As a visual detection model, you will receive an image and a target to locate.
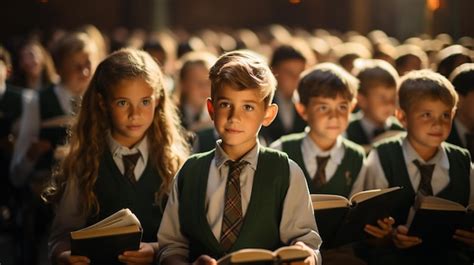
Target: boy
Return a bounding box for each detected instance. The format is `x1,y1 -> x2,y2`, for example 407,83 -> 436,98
365,70 -> 474,264
270,63 -> 392,265
260,44 -> 308,144
346,59 -> 404,147
158,50 -> 321,265
447,63 -> 474,160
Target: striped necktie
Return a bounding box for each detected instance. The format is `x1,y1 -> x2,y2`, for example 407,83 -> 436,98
413,159 -> 435,196
122,153 -> 141,184
313,155 -> 330,190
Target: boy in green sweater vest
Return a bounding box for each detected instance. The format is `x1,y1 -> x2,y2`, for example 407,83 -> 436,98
365,70 -> 474,264
346,59 -> 403,150
270,63 -> 393,265
158,50 -> 321,265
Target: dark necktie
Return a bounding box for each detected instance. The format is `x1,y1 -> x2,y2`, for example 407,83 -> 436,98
413,160 -> 435,196
122,153 -> 141,184
373,127 -> 386,138
313,156 -> 330,190
220,160 -> 248,251
465,133 -> 474,162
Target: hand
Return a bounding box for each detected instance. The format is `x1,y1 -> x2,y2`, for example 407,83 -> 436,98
453,228 -> 474,247
294,241 -> 317,265
57,251 -> 90,265
118,242 -> 155,265
26,139 -> 52,161
192,255 -> 217,265
364,217 -> 395,238
392,225 -> 422,249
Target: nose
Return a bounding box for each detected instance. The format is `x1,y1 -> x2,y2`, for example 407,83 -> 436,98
129,105 -> 141,119
228,107 -> 241,122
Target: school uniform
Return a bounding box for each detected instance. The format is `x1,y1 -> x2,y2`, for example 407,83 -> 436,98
364,134 -> 474,265
345,112 -> 404,146
271,133 -> 367,197
48,134 -> 163,261
158,141 -> 321,264
447,118 -> 474,161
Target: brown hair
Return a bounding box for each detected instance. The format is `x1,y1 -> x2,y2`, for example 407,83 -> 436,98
43,48 -> 190,216
398,69 -> 458,112
51,32 -> 97,76
353,59 -> 399,95
209,50 -> 276,105
297,62 -> 359,106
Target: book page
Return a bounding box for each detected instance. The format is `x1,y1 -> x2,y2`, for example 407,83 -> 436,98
218,248 -> 274,264
417,196 -> 466,211
76,209 -> 141,232
350,186 -> 401,204
275,245 -> 309,262
311,194 -> 349,210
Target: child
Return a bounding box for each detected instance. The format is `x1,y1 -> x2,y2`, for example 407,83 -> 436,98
270,63 -> 392,265
346,59 -> 404,147
447,63 -> 474,159
365,70 -> 474,265
45,48 -> 190,264
260,44 -> 308,144
175,51 -> 217,132
158,50 -> 321,265
436,45 -> 472,78
394,44 -> 428,76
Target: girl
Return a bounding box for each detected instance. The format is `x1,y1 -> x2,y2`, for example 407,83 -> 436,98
44,48 -> 190,264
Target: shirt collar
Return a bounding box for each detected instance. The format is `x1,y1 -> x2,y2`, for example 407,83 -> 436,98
303,134 -> 344,165
106,131 -> 149,163
214,139 -> 259,172
360,113 -> 393,134
402,137 -> 449,169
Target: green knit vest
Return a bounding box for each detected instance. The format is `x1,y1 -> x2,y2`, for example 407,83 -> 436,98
281,133 -> 365,197
178,147 -> 290,261
87,150 -> 164,242
375,137 -> 471,225
346,113 -> 404,145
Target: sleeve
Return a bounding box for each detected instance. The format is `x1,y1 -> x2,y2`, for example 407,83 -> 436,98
469,162 -> 474,204
364,149 -> 389,190
9,90 -> 40,187
279,159 -> 322,265
48,180 -> 87,261
349,158 -> 368,197
157,173 -> 190,263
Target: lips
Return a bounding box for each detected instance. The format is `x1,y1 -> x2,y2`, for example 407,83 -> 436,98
127,125 -> 143,130
225,128 -> 243,133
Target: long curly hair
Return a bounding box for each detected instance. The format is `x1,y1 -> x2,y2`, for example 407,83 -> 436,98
43,48 -> 190,216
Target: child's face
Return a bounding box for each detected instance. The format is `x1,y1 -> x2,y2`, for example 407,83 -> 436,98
273,59 -> 305,99
207,85 -> 277,158
298,95 -> 353,149
181,65 -> 211,109
19,44 -> 44,78
398,98 -> 454,155
60,50 -> 95,95
357,86 -> 397,126
105,78 -> 157,148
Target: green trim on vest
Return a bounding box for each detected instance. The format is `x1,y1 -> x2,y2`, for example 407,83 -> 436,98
280,133 -> 365,197
178,147 -> 290,261
88,150 -> 164,242
375,136 -> 471,225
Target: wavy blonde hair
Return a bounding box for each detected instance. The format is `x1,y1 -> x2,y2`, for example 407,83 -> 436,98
43,48 -> 190,216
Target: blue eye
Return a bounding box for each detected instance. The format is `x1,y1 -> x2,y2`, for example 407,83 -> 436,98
142,98 -> 151,106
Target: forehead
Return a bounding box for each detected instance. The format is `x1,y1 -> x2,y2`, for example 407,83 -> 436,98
110,78 -> 154,98
308,95 -> 351,104
214,85 -> 263,102
410,98 -> 453,112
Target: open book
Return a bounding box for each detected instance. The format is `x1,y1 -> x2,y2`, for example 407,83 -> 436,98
312,186 -> 403,248
71,208 -> 143,264
217,245 -> 310,265
406,195 -> 474,248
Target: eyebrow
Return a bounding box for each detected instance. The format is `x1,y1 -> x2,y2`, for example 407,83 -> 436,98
216,96 -> 259,104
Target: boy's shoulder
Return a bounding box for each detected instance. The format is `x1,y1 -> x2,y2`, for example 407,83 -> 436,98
442,141 -> 471,158
341,137 -> 366,156
373,133 -> 406,149
279,132 -> 307,143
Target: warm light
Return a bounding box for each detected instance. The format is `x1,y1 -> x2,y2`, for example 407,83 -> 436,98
289,0 -> 301,4
427,0 -> 440,11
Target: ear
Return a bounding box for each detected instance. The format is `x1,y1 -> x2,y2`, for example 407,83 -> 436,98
395,108 -> 407,128
295,102 -> 308,121
206,98 -> 215,121
262,103 -> 278,127
356,93 -> 367,110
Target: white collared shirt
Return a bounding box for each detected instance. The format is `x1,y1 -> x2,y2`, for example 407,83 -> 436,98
271,134 -> 367,196
359,113 -> 394,141
106,132 -> 149,181
365,136 -> 474,203
158,140 -> 322,264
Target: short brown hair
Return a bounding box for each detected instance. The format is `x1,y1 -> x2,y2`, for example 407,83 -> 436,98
297,62 -> 358,106
209,50 -> 276,105
353,59 -> 399,95
398,69 -> 458,112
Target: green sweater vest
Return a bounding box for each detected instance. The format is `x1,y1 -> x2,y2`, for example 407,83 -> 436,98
87,150 -> 164,242
375,137 -> 471,225
281,133 -> 365,197
346,113 -> 404,145
178,147 -> 290,261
